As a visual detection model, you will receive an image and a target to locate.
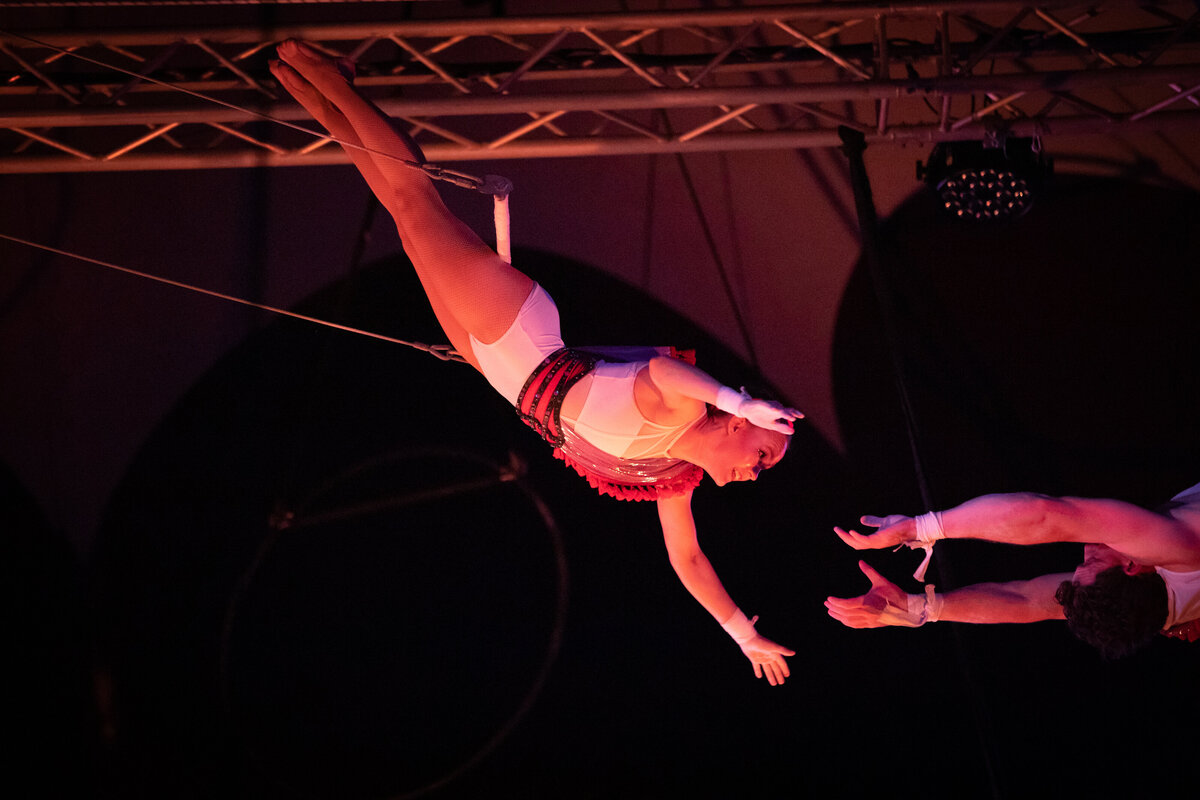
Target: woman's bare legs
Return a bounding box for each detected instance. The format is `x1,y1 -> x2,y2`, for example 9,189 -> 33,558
271,40 -> 534,363
269,55 -> 486,369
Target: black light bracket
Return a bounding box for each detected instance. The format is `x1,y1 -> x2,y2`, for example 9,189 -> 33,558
917,125 -> 1053,220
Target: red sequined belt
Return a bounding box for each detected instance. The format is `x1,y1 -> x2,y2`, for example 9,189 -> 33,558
515,348 -> 598,447
1162,618 -> 1200,642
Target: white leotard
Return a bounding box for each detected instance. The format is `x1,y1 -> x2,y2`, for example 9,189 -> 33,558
469,283 -> 702,459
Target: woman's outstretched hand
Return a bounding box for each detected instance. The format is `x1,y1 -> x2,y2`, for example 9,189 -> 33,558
735,626 -> 796,686
737,396 -> 804,435
833,514 -> 915,550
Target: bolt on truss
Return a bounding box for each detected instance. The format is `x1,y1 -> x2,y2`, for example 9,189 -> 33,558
2,1 -> 1199,172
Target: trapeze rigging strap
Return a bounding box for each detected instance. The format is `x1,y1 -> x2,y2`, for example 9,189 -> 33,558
0,27 -> 516,348
414,167 -> 511,263
493,193 -> 512,265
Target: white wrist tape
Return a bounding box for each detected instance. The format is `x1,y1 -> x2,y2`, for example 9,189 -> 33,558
923,585 -> 945,623
907,511 -> 945,582
877,585 -> 942,627
719,608 -> 757,643
714,385 -> 747,417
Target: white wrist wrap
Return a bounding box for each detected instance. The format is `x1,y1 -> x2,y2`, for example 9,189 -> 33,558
923,585 -> 945,623
720,608 -> 757,643
877,585 -> 942,627
907,511 -> 945,582
714,385 -> 746,417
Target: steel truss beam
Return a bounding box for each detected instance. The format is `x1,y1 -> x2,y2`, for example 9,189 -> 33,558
2,1 -> 1199,172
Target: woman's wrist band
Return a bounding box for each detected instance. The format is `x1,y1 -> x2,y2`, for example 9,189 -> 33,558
719,608 -> 757,643
714,385 -> 746,417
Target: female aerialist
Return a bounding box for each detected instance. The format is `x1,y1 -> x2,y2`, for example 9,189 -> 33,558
269,40 -> 802,685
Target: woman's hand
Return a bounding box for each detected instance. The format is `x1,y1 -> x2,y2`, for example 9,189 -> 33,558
736,396 -> 804,435
833,514 -> 915,550
734,625 -> 795,686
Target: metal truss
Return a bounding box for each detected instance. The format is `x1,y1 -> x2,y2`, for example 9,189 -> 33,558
2,1 -> 1200,173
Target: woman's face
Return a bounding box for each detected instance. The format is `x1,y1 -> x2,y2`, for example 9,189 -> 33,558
705,419 -> 790,487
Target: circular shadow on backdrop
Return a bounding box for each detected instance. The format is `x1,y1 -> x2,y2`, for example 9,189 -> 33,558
834,174 -> 1200,516
828,175 -> 1200,797
2,463 -> 98,797
222,446 -> 567,799
91,246 -> 842,798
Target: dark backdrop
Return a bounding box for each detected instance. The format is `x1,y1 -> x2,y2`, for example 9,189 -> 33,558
7,176 -> 1200,798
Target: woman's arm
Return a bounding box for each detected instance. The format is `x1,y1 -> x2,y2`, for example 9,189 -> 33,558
644,357 -> 802,433
657,491 -> 794,685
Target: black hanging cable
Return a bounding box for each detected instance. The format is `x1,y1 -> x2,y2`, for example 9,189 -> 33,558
221,191 -> 569,800
836,127 -> 933,509
268,192 -> 382,527
221,189 -> 383,787
837,125 -> 1005,800
638,152 -> 658,289
636,18 -> 758,371
671,152 -> 760,372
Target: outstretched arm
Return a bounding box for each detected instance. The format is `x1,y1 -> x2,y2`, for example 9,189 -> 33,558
825,561 -> 1068,628
645,356 -> 802,434
835,492 -> 1200,570
657,491 -> 795,685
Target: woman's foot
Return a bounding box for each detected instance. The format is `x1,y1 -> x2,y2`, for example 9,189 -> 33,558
275,39 -> 356,96
269,57 -> 343,130
274,40 -> 428,165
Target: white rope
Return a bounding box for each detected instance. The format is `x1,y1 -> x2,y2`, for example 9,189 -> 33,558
3,1 -> 422,6
0,232 -> 467,362
1,29 -> 448,179
0,28 -> 515,354
0,29 -> 513,210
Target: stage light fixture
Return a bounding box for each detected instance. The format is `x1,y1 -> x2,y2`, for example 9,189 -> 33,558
917,135 -> 1051,221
